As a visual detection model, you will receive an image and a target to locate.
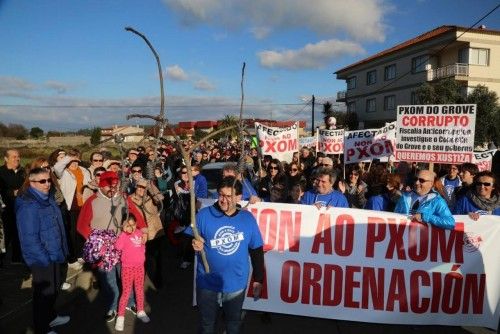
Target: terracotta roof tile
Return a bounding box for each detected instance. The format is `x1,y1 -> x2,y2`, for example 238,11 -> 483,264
335,25 -> 500,75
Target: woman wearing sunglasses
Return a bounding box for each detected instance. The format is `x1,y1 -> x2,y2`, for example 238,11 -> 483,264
130,177 -> 165,289
454,171 -> 500,219
287,162 -> 306,186
338,165 -> 367,209
258,159 -> 288,202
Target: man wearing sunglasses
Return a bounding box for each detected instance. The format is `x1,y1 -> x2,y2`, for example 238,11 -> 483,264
15,167 -> 70,333
395,170 -> 455,229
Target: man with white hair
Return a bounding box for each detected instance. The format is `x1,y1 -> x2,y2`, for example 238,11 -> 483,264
395,170 -> 455,229
16,167 -> 70,333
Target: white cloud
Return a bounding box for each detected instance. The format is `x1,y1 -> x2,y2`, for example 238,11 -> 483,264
193,78 -> 216,91
258,39 -> 365,70
44,80 -> 72,94
0,77 -> 323,130
166,65 -> 189,81
163,0 -> 389,42
0,92 -> 317,130
250,26 -> 271,39
0,76 -> 36,94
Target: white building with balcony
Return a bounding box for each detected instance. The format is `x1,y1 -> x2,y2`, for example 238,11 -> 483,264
335,25 -> 500,129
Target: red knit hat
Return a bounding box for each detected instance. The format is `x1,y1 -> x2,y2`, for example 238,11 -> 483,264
99,171 -> 119,187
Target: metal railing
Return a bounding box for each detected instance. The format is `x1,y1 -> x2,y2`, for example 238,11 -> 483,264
428,63 -> 469,81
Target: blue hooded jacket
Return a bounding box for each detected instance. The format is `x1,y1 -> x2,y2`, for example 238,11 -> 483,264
15,187 -> 68,266
394,189 -> 455,230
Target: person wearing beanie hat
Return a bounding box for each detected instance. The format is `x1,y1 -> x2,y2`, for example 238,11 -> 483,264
76,171 -> 147,323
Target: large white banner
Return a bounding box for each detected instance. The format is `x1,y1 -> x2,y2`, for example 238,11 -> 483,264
317,129 -> 344,155
299,136 -> 317,150
242,203 -> 500,329
473,149 -> 497,172
255,122 -> 299,163
395,104 -> 476,164
344,122 -> 396,163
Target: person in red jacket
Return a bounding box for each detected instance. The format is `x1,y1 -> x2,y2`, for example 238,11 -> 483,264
77,171 -> 147,323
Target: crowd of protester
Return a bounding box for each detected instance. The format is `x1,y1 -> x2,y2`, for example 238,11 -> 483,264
0,137 -> 499,333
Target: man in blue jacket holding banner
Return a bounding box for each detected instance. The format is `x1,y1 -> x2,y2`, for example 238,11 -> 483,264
395,169 -> 455,229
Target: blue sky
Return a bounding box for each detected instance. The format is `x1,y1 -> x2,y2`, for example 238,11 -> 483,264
0,0 -> 499,130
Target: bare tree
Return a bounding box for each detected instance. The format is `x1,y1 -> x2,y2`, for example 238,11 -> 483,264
124,27 -> 243,272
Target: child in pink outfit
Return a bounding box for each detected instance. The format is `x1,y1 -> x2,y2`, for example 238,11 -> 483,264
114,214 -> 149,331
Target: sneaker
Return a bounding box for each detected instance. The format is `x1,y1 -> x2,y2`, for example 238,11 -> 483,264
126,305 -> 137,315
68,261 -> 83,270
137,311 -> 150,323
179,261 -> 191,269
174,226 -> 186,234
61,282 -> 71,291
49,315 -> 70,327
105,310 -> 117,322
115,316 -> 125,331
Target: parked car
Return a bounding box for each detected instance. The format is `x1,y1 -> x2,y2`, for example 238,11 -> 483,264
200,162 -> 236,198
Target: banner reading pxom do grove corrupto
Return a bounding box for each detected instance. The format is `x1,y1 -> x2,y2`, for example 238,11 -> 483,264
395,104 -> 476,164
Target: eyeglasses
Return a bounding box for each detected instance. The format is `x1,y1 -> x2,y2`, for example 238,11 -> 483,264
93,159 -> 103,162
350,173 -> 359,176
321,164 -> 332,167
218,193 -> 236,200
132,169 -> 142,173
181,171 -> 188,174
270,166 -> 279,170
415,178 -> 432,184
31,178 -> 52,184
476,182 -> 493,187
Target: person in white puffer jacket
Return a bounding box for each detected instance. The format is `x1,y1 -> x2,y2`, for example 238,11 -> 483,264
53,149 -> 91,269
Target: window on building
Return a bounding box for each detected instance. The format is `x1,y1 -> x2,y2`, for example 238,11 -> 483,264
469,48 -> 489,66
458,48 -> 468,63
347,102 -> 356,113
410,92 -> 420,105
366,70 -> 377,85
384,64 -> 396,80
384,95 -> 396,111
347,76 -> 356,90
411,55 -> 429,73
366,98 -> 376,113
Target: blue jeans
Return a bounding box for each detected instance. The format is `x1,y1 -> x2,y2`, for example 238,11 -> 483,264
97,264 -> 135,313
196,287 -> 246,334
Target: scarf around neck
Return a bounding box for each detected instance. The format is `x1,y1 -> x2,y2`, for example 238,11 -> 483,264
467,190 -> 500,212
